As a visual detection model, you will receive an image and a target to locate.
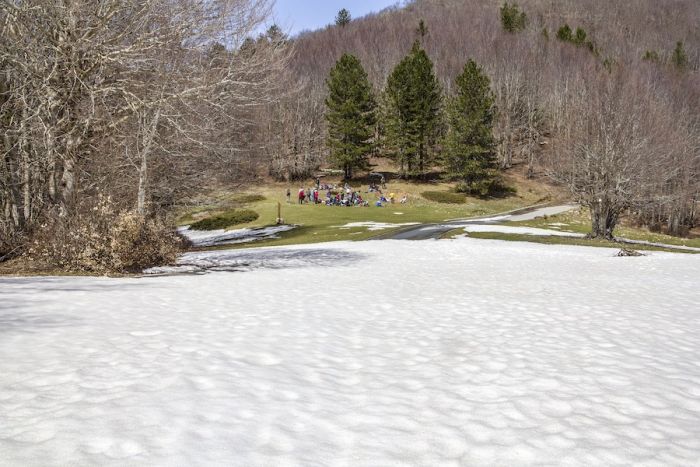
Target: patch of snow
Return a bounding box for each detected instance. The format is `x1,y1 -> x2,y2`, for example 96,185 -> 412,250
178,224 -> 295,247
461,224 -> 584,237
1,239 -> 700,465
619,237 -> 700,253
338,221 -> 419,231
145,245 -> 364,275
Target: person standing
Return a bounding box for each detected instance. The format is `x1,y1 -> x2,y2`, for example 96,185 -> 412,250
286,188 -> 291,203
298,188 -> 305,204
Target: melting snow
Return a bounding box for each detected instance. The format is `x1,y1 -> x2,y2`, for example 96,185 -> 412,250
461,224 -> 584,237
178,224 -> 295,247
1,238 -> 699,466
338,221 -> 419,231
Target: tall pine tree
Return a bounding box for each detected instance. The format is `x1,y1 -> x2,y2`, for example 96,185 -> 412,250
325,54 -> 377,180
382,41 -> 442,178
335,8 -> 351,27
443,59 -> 499,196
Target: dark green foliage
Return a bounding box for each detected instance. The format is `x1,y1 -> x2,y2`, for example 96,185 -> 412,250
442,60 -> 500,197
603,57 -> 614,72
642,50 -> 660,62
672,41 -> 688,70
421,191 -> 466,204
416,19 -> 428,39
190,209 -> 259,230
265,24 -> 286,43
556,24 -> 573,42
230,194 -> 265,204
382,41 -> 443,178
573,27 -> 587,46
557,24 -> 597,54
335,8 -> 351,27
325,54 -> 377,179
500,2 -> 527,33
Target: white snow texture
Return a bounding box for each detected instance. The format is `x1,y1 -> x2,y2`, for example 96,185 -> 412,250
178,224 -> 295,247
1,238 -> 700,466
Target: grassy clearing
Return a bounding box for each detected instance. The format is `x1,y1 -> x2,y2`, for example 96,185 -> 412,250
176,193 -> 266,225
421,190 -> 467,204
457,232 -> 698,254
508,207 -> 700,249
178,172 -> 558,249
189,209 -> 259,231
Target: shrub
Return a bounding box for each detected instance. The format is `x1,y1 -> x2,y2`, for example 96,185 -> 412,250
557,24 -> 597,54
642,50 -> 659,62
556,24 -> 573,42
500,2 -> 527,33
231,193 -> 265,204
455,177 -> 517,198
421,191 -> 467,204
0,229 -> 25,262
189,209 -> 259,230
672,41 -> 688,70
28,196 -> 184,273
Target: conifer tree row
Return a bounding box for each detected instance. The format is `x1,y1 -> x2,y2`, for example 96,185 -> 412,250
443,60 -> 500,195
325,37 -> 499,191
382,41 -> 442,178
325,54 -> 377,180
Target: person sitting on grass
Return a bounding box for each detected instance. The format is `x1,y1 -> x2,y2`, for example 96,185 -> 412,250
400,194 -> 408,204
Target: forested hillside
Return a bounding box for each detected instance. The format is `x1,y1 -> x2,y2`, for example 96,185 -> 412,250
1,0 -> 698,271
274,0 -> 699,237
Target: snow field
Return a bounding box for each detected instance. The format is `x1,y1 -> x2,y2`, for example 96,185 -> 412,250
1,238 -> 699,466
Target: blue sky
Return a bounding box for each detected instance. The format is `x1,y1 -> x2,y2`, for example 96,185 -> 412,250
271,0 -> 402,35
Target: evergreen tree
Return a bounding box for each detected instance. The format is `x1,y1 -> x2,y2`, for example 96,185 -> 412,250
642,50 -> 660,62
382,41 -> 442,178
443,60 -> 499,196
672,41 -> 688,70
325,54 -> 377,179
265,24 -> 285,42
416,19 -> 428,40
556,24 -> 573,42
335,8 -> 351,27
500,2 -> 527,33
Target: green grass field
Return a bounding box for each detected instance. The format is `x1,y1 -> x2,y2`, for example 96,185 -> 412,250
177,176 -> 557,249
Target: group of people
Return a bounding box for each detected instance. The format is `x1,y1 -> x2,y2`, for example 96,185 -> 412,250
286,182 -> 408,207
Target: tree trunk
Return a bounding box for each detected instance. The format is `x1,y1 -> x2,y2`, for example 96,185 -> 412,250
589,200 -> 619,240
19,97 -> 31,224
137,108 -> 161,215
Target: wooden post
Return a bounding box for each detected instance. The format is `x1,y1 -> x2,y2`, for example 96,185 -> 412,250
276,202 -> 282,224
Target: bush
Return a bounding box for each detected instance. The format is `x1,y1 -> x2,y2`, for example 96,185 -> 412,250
28,196 -> 184,273
500,2 -> 527,33
456,178 -> 517,198
231,194 -> 265,204
421,191 -> 467,204
0,228 -> 25,262
189,209 -> 259,230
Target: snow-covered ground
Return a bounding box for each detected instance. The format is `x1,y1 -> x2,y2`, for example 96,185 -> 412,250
460,224 -> 584,237
1,238 -> 700,466
178,224 -> 295,247
338,221 -> 419,231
